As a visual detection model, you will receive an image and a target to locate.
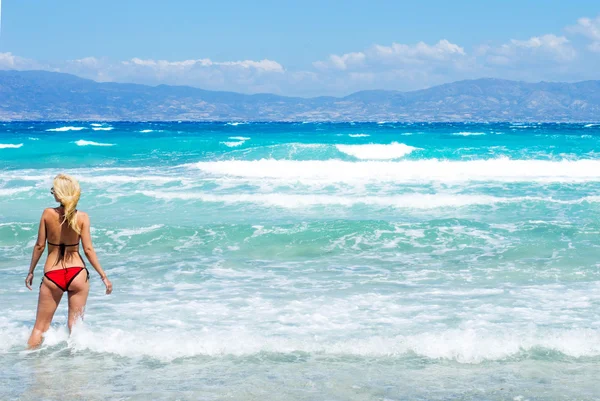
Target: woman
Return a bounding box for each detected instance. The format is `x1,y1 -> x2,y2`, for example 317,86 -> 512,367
25,174 -> 113,348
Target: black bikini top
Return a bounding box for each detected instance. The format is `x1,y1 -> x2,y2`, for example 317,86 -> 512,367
47,241 -> 80,257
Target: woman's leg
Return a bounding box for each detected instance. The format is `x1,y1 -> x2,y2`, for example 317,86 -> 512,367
27,279 -> 63,349
67,270 -> 90,332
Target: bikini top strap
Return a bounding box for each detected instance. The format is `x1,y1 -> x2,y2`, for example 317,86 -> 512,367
47,241 -> 80,247
47,241 -> 80,260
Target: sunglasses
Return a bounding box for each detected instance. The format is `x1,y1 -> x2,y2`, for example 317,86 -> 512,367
50,187 -> 54,195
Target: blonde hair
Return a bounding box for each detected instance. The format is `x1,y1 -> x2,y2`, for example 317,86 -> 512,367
53,174 -> 81,234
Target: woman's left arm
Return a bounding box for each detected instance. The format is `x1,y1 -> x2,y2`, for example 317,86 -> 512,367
25,210 -> 48,290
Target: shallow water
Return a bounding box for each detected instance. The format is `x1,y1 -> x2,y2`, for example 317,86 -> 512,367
1,122 -> 600,400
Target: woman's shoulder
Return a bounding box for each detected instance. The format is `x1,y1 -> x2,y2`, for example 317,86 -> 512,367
42,207 -> 57,217
76,210 -> 89,225
41,208 -> 89,220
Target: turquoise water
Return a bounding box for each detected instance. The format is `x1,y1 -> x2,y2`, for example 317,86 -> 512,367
1,121 -> 600,400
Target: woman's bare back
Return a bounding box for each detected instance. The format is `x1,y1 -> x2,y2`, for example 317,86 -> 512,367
43,208 -> 86,272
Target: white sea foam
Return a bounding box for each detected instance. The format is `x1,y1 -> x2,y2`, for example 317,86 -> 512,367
107,224 -> 164,238
138,191 -> 490,208
289,143 -> 324,149
190,158 -> 600,183
223,136 -> 250,146
584,124 -> 598,128
348,134 -> 370,138
0,324 -> 30,352
77,175 -> 179,184
453,132 -> 486,136
90,123 -> 103,127
74,140 -> 115,147
46,126 -> 86,132
0,143 -> 23,149
137,192 -> 590,209
336,142 -> 418,159
139,129 -> 154,133
28,137 -> 39,141
0,187 -> 34,196
26,325 -> 598,363
221,141 -> 245,147
0,168 -> 155,184
226,122 -> 246,126
92,127 -> 114,131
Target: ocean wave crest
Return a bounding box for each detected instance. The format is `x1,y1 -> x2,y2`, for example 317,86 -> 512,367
12,325 -> 599,364
137,192 -> 600,209
74,140 -> 115,147
221,141 -> 245,147
46,126 -> 86,132
336,142 -> 418,159
452,132 -> 486,136
190,158 -> 600,183
0,143 -> 23,149
0,187 -> 34,196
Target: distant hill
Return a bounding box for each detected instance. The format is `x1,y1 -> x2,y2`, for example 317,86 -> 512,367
0,70 -> 599,121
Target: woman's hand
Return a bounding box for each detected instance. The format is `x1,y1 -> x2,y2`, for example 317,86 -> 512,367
25,273 -> 34,290
102,277 -> 113,295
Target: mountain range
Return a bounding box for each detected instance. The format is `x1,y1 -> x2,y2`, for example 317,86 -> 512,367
0,70 -> 599,121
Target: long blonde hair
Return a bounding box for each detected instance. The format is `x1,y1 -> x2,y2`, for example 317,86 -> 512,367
53,174 -> 81,234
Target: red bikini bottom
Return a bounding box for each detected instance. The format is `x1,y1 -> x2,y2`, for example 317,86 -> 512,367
44,267 -> 89,292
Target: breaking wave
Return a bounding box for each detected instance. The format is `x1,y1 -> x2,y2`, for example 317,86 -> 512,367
46,126 -> 86,132
189,158 -> 600,183
0,143 -> 23,149
336,142 -> 418,160
74,140 -> 115,147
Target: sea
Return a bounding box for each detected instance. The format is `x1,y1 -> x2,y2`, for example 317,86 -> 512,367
1,121 -> 600,400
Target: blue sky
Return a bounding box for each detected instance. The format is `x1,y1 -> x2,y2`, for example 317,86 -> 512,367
1,0 -> 600,96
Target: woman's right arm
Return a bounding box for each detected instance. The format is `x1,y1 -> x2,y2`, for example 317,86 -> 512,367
80,213 -> 113,295
25,209 -> 48,290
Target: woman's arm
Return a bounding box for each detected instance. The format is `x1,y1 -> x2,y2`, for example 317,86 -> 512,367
80,213 -> 113,294
26,210 -> 48,290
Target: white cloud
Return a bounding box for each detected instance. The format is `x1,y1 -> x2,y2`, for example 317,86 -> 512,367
567,15 -> 600,52
52,56 -> 286,93
313,52 -> 366,70
0,52 -> 44,70
219,59 -> 284,72
308,39 -> 473,95
122,57 -> 283,73
314,40 -> 466,71
511,34 -> 576,60
483,34 -> 576,64
371,39 -> 466,63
